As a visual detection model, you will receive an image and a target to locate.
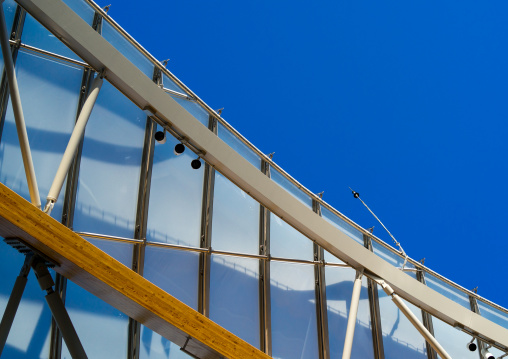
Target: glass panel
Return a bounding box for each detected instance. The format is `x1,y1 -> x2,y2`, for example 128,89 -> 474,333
324,250 -> 345,264
217,122 -> 260,168
325,267 -> 374,358
424,273 -> 471,310
478,300 -> 508,331
21,14 -> 82,61
270,212 -> 314,261
371,240 -> 415,270
0,51 -> 83,222
161,72 -> 186,94
61,238 -> 132,359
102,20 -> 154,77
61,0 -> 95,25
271,261 -> 319,359
209,255 -> 259,348
73,81 -> 145,238
0,241 -> 51,358
377,272 -> 427,359
321,207 -> 364,246
172,96 -> 209,126
431,316 -> 477,359
270,168 -> 312,207
211,172 -> 259,255
147,131 -> 204,247
139,246 -> 199,359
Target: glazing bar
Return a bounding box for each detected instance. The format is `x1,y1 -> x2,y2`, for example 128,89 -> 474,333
0,3 -> 40,208
342,270 -> 363,359
45,74 -> 103,213
378,280 -> 452,359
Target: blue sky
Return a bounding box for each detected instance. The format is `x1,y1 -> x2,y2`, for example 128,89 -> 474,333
98,0 -> 508,308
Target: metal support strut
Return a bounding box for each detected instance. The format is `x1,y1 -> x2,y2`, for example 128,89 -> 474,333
0,253 -> 87,358
44,72 -> 103,214
0,2 -> 41,208
377,279 -> 452,359
342,270 -> 363,359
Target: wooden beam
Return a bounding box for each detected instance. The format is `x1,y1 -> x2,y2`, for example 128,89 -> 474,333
0,183 -> 270,359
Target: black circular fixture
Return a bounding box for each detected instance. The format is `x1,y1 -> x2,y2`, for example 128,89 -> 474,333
174,143 -> 185,155
154,130 -> 166,144
191,158 -> 202,169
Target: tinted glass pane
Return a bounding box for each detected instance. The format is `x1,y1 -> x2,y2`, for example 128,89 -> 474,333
271,261 -> 319,359
209,255 -> 260,348
0,241 -> 51,359
217,122 -> 260,168
324,250 -> 345,264
140,246 -> 199,359
477,300 -> 508,331
432,316 -> 477,359
22,14 -> 82,61
371,240 -> 415,271
147,132 -> 204,247
73,81 -> 145,238
321,207 -> 364,246
211,172 -> 259,254
377,274 -> 427,359
325,267 -> 374,359
424,273 -> 471,310
102,21 -> 153,77
270,168 -> 312,207
270,212 -> 314,261
161,72 -> 185,93
61,238 -> 132,359
62,0 -> 95,25
0,51 -> 82,221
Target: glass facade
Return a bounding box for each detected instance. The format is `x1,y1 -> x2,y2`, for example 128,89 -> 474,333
0,1 -> 507,358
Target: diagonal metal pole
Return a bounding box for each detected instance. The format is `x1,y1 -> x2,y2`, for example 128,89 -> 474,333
44,73 -> 103,214
0,254 -> 33,355
377,279 -> 452,359
0,2 -> 41,208
342,270 -> 363,359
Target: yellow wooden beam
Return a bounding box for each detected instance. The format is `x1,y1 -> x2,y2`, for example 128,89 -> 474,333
0,183 -> 270,359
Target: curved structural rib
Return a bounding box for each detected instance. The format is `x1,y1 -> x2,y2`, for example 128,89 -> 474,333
14,0 -> 508,351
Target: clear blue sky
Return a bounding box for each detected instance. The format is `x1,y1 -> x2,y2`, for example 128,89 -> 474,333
98,0 -> 508,308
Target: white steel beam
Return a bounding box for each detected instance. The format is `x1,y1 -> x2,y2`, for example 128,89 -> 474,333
14,0 -> 508,350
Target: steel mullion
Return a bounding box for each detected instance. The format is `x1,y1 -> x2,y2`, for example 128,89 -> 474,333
0,3 -> 25,142
51,11 -> 104,359
259,159 -> 271,355
313,200 -> 329,359
364,235 -> 385,359
416,270 -> 438,359
197,114 -> 217,317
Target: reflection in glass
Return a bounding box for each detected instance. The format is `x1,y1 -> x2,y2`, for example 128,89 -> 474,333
73,81 -> 145,238
0,51 -> 83,221
325,267 -> 374,358
147,133 -> 204,247
270,168 -> 312,207
209,255 -> 259,348
61,238 -> 133,359
377,273 -> 427,359
21,14 -> 82,61
270,212 -> 314,261
211,172 -> 259,254
477,300 -> 508,331
0,241 -> 51,359
432,316 -> 477,359
102,21 -> 154,77
217,122 -> 260,168
324,250 -> 345,264
424,273 -> 471,310
271,261 -> 319,359
139,246 -> 199,359
172,97 -> 209,126
321,207 -> 364,245
371,240 -> 415,271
